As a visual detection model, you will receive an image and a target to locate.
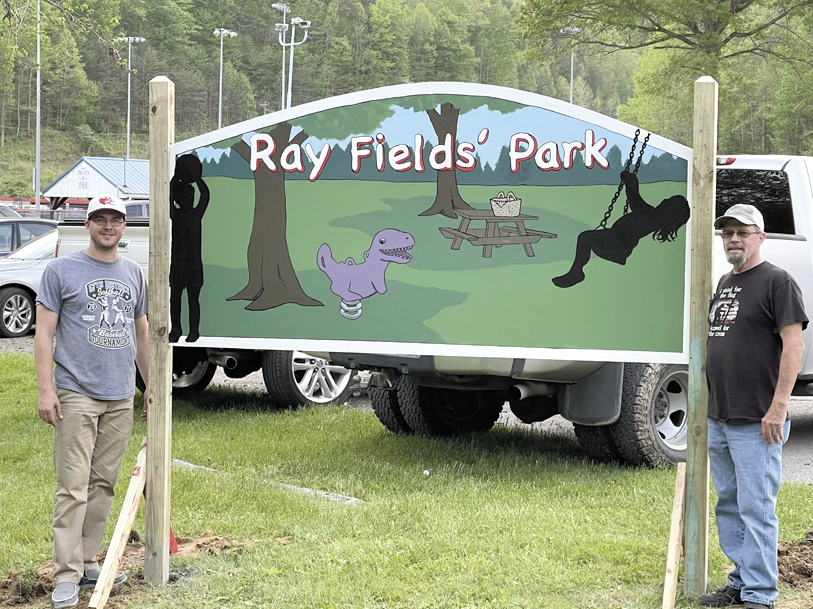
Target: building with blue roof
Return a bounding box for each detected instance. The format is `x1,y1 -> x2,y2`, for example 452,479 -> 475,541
42,157 -> 149,208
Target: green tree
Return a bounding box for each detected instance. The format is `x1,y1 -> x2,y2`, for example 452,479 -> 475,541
409,3 -> 437,82
42,25 -> 100,128
0,36 -> 14,146
367,0 -> 410,86
765,61 -> 813,154
221,61 -> 256,127
617,48 -> 694,145
431,2 -> 477,82
518,0 -> 813,79
469,0 -> 519,87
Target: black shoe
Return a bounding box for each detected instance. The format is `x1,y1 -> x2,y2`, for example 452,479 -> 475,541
742,602 -> 771,609
699,585 -> 742,607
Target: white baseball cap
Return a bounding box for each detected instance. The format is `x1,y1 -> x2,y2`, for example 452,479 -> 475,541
86,195 -> 127,220
714,204 -> 764,232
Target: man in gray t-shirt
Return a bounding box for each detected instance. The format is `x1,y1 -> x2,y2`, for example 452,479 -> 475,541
34,195 -> 148,609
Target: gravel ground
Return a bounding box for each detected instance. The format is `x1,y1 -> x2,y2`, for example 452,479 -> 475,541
6,334 -> 812,483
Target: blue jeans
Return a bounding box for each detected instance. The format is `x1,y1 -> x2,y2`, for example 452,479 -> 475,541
707,418 -> 790,606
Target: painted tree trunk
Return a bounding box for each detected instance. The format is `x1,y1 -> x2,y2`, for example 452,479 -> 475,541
419,102 -> 473,218
228,122 -> 322,310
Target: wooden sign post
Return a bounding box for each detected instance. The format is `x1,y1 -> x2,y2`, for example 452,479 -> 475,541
684,75 -> 717,597
145,76 -> 174,584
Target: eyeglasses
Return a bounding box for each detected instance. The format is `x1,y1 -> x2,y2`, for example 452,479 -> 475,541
89,216 -> 124,227
721,230 -> 760,239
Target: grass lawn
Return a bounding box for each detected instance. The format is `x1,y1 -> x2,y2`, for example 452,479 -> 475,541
2,352 -> 812,608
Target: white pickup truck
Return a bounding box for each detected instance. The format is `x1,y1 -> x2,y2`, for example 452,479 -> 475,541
53,154 -> 813,468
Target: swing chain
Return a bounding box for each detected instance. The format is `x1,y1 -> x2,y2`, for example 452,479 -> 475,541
632,132 -> 650,175
596,129 -> 639,230
623,131 -> 651,215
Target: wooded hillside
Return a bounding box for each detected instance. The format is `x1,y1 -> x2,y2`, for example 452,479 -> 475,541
1,0 -> 812,197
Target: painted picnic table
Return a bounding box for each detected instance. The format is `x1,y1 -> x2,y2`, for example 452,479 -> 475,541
439,208 -> 557,258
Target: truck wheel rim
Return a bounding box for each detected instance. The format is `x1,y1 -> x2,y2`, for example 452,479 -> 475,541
173,361 -> 210,388
3,294 -> 32,334
653,370 -> 688,451
292,351 -> 351,403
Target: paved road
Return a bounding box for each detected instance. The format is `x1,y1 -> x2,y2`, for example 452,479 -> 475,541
3,335 -> 811,483
784,400 -> 813,484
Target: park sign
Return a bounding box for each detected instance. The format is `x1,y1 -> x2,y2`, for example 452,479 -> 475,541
169,82 -> 692,363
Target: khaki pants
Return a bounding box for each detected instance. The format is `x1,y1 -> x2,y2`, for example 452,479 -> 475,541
52,388 -> 134,585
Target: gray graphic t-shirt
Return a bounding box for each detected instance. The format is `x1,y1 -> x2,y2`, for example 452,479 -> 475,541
37,251 -> 148,400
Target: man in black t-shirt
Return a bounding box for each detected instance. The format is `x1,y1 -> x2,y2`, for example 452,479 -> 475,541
701,204 -> 807,609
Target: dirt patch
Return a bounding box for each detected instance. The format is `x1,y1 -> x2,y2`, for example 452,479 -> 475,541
0,530 -> 243,608
779,529 -> 813,589
171,530 -> 244,558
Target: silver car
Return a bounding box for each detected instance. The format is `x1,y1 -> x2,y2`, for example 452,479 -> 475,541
0,229 -> 57,337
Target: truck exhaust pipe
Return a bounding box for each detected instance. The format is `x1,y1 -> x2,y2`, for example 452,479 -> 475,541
208,352 -> 239,370
510,382 -> 556,401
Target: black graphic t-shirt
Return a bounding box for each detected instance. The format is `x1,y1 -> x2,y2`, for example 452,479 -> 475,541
706,261 -> 808,422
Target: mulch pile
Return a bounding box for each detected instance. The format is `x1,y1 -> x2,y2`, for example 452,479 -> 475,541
778,529 -> 813,589
0,530 -> 243,607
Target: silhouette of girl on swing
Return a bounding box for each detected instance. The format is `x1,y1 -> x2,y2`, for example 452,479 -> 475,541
552,169 -> 689,288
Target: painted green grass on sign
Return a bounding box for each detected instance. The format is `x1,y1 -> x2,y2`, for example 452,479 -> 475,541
195,178 -> 687,351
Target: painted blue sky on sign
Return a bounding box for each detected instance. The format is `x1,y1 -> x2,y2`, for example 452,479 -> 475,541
193,101 -> 669,170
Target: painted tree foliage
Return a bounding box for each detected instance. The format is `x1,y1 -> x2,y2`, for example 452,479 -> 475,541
228,123 -> 323,311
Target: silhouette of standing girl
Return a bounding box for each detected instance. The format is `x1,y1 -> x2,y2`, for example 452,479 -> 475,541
169,154 -> 209,342
552,170 -> 690,288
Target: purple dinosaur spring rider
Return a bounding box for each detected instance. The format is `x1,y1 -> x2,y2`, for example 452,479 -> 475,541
317,229 -> 415,319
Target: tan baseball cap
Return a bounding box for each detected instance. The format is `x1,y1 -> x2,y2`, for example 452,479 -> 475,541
713,204 -> 764,232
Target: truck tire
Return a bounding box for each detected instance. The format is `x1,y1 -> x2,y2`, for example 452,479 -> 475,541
609,364 -> 688,468
135,349 -> 217,396
262,350 -> 353,407
370,378 -> 413,434
400,380 -> 504,436
0,287 -> 35,338
573,424 -> 623,463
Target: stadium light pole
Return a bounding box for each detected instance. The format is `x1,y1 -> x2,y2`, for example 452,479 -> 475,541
115,36 -> 146,187
277,16 -> 310,109
560,27 -> 580,105
35,0 -> 40,209
272,3 -> 290,111
213,28 -> 238,129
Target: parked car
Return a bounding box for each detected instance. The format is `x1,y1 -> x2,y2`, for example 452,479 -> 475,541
0,229 -> 57,337
0,218 -> 57,258
125,201 -> 149,218
0,206 -> 22,218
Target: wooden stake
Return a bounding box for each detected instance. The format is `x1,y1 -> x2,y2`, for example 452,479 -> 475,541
88,439 -> 147,609
145,76 -> 174,584
662,462 -> 687,609
684,75 -> 717,597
